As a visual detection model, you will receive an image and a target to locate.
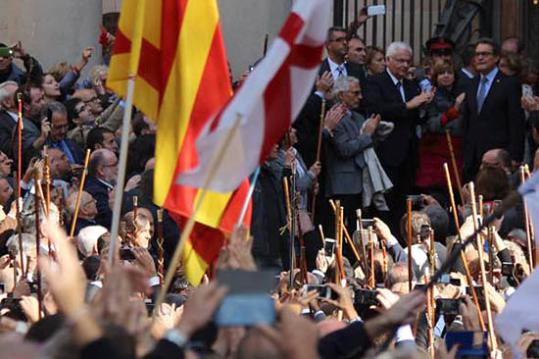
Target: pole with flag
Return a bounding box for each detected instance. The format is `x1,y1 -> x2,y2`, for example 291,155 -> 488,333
107,0 -> 146,263
107,0 -> 253,285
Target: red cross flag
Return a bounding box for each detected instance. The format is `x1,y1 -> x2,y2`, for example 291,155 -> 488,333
179,0 -> 330,192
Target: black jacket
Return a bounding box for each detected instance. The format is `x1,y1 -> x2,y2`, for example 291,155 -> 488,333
461,69 -> 525,180
363,70 -> 422,167
84,177 -> 113,228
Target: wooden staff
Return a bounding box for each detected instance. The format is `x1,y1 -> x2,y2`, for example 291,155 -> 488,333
14,171 -> 25,277
328,200 -> 362,264
283,176 -> 296,287
318,224 -> 325,246
296,192 -> 308,284
428,229 -> 436,329
16,94 -> 23,200
333,200 -> 344,283
524,165 -> 536,267
310,99 -> 326,220
132,195 -> 139,241
487,226 -> 495,284
43,151 -> 51,216
406,198 -> 413,292
69,149 -> 91,238
469,182 -> 498,352
33,174 -> 43,320
56,187 -> 64,228
520,166 -> 535,273
368,226 -> 375,288
445,129 -> 464,202
443,163 -> 486,331
156,209 -> 165,285
355,209 -> 369,276
478,194 -> 484,219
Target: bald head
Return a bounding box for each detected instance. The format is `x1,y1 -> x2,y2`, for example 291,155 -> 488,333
480,148 -> 511,174
89,149 -> 118,183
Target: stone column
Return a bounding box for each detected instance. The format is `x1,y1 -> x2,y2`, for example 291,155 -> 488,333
2,0 -> 102,77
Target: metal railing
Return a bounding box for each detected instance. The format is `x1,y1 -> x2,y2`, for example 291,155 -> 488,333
333,0 -> 449,63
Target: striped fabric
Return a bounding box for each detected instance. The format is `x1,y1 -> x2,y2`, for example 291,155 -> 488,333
107,0 -> 251,285
180,0 -> 331,193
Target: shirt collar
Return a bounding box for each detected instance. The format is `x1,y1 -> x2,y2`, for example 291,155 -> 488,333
6,111 -> 18,123
327,57 -> 345,73
481,66 -> 499,83
97,178 -> 114,190
386,68 -> 402,86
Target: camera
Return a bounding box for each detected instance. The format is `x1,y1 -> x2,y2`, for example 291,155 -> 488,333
360,218 -> 374,229
438,274 -> 461,287
119,248 -> 136,261
305,285 -> 338,300
0,47 -> 13,58
354,289 -> 379,307
323,239 -> 336,257
436,298 -> 461,315
501,261 -> 514,277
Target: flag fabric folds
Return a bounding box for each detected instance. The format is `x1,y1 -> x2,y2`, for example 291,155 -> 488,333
179,0 -> 331,193
107,0 -> 251,284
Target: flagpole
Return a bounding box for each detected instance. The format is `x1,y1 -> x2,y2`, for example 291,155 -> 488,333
236,167 -> 260,226
108,0 -> 146,264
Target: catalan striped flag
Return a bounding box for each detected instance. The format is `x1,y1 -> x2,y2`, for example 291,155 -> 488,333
107,0 -> 251,284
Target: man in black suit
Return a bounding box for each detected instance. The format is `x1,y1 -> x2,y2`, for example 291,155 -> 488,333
363,42 -> 433,236
45,101 -> 84,165
318,27 -> 366,87
461,38 -> 525,181
84,149 -> 118,228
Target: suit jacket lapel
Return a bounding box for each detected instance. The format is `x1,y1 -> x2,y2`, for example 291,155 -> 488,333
470,76 -> 480,116
382,71 -> 403,103
480,72 -> 502,114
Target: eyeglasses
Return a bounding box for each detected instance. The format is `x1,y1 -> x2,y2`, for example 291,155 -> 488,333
76,105 -> 88,115
103,161 -> 118,168
330,36 -> 347,43
82,198 -> 97,207
51,123 -> 69,130
475,51 -> 494,57
390,57 -> 412,65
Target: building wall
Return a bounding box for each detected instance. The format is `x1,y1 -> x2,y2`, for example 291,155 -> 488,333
0,0 -> 103,77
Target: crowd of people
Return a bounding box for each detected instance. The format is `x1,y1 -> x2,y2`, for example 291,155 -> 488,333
0,8 -> 538,359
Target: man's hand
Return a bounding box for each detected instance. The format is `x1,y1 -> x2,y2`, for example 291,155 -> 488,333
81,47 -> 94,62
11,41 -> 27,59
20,295 -> 40,323
324,283 -> 359,320
459,296 -> 482,331
284,147 -> 295,168
40,119 -> 51,139
225,225 -> 256,271
124,175 -> 141,192
309,161 -> 321,177
132,247 -> 157,277
316,71 -> 334,94
176,282 -> 228,338
257,308 -> 320,359
406,91 -> 433,110
324,103 -> 347,133
376,288 -> 400,310
315,249 -> 330,273
373,217 -> 392,242
521,95 -> 539,112
362,114 -> 381,135
454,92 -> 466,111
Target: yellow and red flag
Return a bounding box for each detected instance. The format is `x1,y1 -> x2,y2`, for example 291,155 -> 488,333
107,0 -> 251,284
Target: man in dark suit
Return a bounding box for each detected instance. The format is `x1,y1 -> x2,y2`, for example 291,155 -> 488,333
318,27 -> 366,87
363,42 -> 433,237
325,76 -> 379,233
45,101 -> 84,165
461,38 -> 525,182
84,149 -> 118,228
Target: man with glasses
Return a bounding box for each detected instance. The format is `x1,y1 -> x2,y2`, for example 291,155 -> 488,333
363,41 -> 433,236
66,190 -> 98,235
460,38 -> 525,181
45,101 -> 84,165
318,27 -> 366,87
84,149 -> 118,227
65,97 -> 96,149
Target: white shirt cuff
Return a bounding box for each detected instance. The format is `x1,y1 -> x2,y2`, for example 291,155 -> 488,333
386,235 -> 399,248
395,324 -> 415,342
149,276 -> 160,287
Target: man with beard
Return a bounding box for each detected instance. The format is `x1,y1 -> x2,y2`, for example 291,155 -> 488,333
84,149 -> 118,228
48,147 -> 75,199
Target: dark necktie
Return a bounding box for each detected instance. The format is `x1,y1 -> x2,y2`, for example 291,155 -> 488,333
477,76 -> 489,113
